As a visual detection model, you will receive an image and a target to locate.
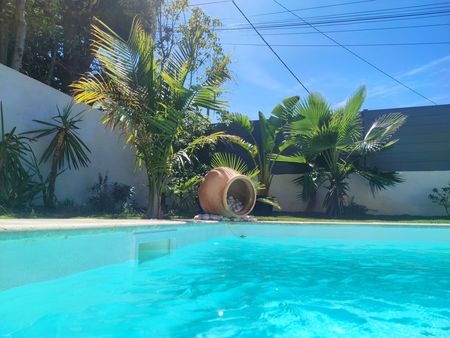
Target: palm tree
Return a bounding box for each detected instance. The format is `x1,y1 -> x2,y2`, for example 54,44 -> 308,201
27,102 -> 91,208
72,18 -> 231,218
0,102 -> 42,210
219,96 -> 299,198
277,86 -> 406,216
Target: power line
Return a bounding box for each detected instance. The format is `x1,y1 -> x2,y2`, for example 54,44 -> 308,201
219,0 -> 377,20
293,1 -> 450,21
189,0 -> 230,7
217,9 -> 450,31
221,2 -> 450,26
230,0 -> 310,94
223,41 -> 450,47
271,0 -> 437,105
259,23 -> 450,36
218,22 -> 450,36
252,0 -> 377,18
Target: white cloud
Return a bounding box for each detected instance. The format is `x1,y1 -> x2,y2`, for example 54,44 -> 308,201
368,83 -> 404,98
398,55 -> 450,78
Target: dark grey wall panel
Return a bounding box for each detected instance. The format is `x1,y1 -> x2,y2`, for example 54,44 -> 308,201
362,104 -> 450,171
218,104 -> 450,173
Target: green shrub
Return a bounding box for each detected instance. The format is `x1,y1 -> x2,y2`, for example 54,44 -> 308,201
88,173 -> 137,214
429,182 -> 450,218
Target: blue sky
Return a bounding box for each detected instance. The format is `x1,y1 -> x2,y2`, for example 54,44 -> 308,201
191,0 -> 450,120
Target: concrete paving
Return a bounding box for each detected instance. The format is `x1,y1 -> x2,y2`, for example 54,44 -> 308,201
0,219 -> 186,232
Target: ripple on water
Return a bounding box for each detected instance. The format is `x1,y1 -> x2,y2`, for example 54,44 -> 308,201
0,236 -> 449,337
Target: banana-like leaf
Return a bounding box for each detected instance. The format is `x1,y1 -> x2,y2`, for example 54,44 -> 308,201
257,196 -> 281,210
273,153 -> 306,164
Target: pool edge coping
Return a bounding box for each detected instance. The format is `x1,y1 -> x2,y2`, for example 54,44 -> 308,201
0,219 -> 187,232
1,218 -> 450,233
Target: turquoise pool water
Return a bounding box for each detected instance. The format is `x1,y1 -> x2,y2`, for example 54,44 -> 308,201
1,229 -> 450,337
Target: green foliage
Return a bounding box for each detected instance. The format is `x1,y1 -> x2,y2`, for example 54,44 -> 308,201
165,175 -> 203,214
0,102 -> 42,212
26,102 -> 91,208
429,182 -> 450,218
1,0 -> 164,90
72,17 -> 231,218
220,97 -> 299,197
279,86 -> 406,216
88,173 -> 138,214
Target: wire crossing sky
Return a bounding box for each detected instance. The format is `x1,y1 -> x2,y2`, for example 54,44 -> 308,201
190,0 -> 450,119
231,0 -> 311,94
272,0 -> 437,105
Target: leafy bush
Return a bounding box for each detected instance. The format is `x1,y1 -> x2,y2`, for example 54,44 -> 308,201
165,176 -> 203,214
88,173 -> 137,214
0,103 -> 43,213
429,182 -> 450,218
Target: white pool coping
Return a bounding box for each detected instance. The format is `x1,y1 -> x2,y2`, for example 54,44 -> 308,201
0,218 -> 449,232
0,219 -> 186,232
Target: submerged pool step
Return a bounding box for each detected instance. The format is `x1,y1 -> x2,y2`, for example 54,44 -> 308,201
136,239 -> 176,264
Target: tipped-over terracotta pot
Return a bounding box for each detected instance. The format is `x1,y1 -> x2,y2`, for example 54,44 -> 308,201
198,167 -> 256,217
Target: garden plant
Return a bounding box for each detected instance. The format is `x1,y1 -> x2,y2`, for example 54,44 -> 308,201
277,86 -> 406,216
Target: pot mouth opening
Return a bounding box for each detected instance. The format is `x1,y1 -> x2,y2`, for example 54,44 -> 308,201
223,176 -> 256,216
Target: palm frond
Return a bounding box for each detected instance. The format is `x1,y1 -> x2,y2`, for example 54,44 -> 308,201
360,113 -> 406,154
226,112 -> 254,134
271,95 -> 300,121
333,85 -> 365,148
257,196 -> 281,210
356,166 -> 404,195
211,152 -> 248,174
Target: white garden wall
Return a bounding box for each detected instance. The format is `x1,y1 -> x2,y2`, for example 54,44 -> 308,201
1,65 -> 449,216
270,172 -> 450,216
0,64 -> 147,205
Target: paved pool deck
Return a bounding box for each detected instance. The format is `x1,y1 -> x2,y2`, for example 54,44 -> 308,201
0,219 -> 187,232
0,218 -> 449,232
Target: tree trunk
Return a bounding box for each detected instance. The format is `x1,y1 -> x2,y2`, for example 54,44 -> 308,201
0,0 -> 9,65
145,179 -> 162,219
45,49 -> 57,85
10,0 -> 26,71
45,131 -> 64,208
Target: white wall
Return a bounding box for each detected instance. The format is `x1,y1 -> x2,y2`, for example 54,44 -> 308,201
0,64 -> 147,205
2,65 -> 449,216
270,172 -> 450,216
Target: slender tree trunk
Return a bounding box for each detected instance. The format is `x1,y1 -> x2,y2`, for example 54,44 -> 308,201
45,132 -> 64,208
0,0 -> 9,65
45,49 -> 57,85
10,0 -> 26,71
145,178 -> 162,219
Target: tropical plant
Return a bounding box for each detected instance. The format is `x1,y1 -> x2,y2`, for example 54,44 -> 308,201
209,152 -> 281,209
165,175 -> 203,214
88,173 -> 137,214
0,102 -> 42,211
277,86 -> 406,216
26,102 -> 91,208
72,17 -> 232,218
218,98 -> 298,203
429,182 -> 450,218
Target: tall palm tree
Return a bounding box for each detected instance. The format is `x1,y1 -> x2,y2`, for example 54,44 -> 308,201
27,102 -> 91,208
277,86 -> 406,216
72,18 -> 231,218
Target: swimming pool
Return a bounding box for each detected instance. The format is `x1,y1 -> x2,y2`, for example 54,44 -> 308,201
0,223 -> 449,337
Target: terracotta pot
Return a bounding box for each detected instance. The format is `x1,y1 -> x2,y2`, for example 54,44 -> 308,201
198,167 -> 256,217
